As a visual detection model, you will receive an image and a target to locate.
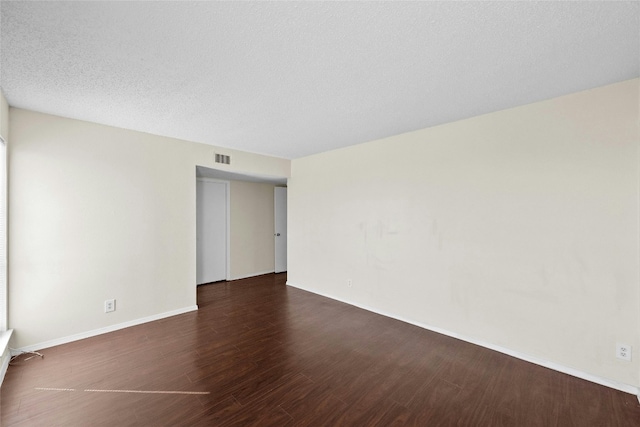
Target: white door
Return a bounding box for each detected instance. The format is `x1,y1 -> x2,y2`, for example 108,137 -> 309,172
274,187 -> 287,273
196,180 -> 227,284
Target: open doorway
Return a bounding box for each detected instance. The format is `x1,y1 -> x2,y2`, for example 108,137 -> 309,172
196,166 -> 287,283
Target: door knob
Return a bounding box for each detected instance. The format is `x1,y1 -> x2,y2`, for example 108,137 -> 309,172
275,233 -> 281,236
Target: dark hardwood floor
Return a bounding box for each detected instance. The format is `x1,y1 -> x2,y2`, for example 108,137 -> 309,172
1,273 -> 639,426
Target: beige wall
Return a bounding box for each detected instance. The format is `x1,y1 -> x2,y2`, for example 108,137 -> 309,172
230,180 -> 276,280
288,79 -> 640,389
8,108 -> 289,348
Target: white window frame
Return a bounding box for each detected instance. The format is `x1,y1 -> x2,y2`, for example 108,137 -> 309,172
0,135 -> 6,331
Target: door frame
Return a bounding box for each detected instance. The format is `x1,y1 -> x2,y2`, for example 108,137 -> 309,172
196,177 -> 231,283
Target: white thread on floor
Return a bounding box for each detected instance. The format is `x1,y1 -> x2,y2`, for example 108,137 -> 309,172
36,387 -> 209,395
84,389 -> 210,395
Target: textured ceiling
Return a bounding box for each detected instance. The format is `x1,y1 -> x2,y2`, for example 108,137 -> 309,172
1,1 -> 639,160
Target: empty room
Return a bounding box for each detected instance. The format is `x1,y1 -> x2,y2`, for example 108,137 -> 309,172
1,1 -> 639,425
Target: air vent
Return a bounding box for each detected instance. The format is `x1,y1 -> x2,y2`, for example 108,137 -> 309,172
215,153 -> 231,165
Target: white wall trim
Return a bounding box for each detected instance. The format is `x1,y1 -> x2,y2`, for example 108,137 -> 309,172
0,349 -> 10,386
0,329 -> 13,386
286,281 -> 640,397
13,306 -> 198,354
0,136 -> 7,332
229,270 -> 276,281
196,177 -> 228,184
0,329 -> 12,354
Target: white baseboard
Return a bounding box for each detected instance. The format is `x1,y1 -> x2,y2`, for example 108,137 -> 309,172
14,306 -> 198,354
229,270 -> 275,281
0,329 -> 14,386
0,351 -> 10,386
286,281 -> 640,397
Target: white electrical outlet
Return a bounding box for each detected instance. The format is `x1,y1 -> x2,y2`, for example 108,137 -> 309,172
616,343 -> 632,361
347,279 -> 352,288
104,299 -> 116,313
